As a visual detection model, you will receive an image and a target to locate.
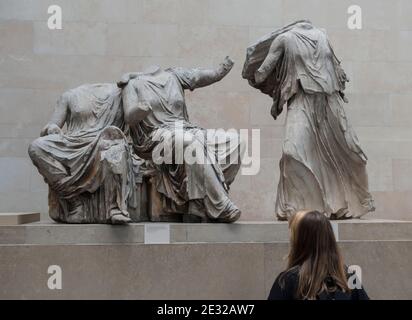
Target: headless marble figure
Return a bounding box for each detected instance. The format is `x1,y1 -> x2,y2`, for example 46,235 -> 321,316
243,21 -> 375,220
118,57 -> 243,222
29,83 -> 138,224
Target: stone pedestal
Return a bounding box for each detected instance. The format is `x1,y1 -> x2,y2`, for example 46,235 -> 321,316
0,219 -> 411,299
0,212 -> 40,225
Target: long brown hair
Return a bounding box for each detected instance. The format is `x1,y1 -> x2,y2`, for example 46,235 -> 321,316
285,210 -> 349,299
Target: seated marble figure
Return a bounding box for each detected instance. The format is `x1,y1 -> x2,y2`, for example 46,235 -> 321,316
118,56 -> 243,223
28,57 -> 243,224
28,83 -> 145,224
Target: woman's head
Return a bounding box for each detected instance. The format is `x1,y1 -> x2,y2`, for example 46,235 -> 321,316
286,210 -> 349,299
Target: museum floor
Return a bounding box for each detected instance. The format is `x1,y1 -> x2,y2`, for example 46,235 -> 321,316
0,220 -> 411,299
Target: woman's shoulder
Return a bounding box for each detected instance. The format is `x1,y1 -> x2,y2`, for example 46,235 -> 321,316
279,266 -> 300,279
268,267 -> 300,300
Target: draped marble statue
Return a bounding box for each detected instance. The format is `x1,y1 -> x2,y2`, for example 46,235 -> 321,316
29,83 -> 144,224
242,20 -> 375,220
118,57 -> 242,223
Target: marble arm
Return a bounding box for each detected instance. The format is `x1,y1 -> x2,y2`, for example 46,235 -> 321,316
40,93 -> 68,136
189,56 -> 234,89
254,36 -> 285,84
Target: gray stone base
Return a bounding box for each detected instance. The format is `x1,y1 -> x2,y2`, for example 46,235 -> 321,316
0,220 -> 411,299
0,212 -> 40,225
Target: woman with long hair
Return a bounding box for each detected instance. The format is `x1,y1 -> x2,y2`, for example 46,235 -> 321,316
268,210 -> 369,300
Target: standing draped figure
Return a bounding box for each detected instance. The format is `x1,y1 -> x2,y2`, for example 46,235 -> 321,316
243,21 -> 375,220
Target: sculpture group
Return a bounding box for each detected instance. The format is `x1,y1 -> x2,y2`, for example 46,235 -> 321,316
29,21 -> 375,224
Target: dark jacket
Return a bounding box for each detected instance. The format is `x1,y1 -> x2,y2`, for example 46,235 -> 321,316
268,267 -> 369,300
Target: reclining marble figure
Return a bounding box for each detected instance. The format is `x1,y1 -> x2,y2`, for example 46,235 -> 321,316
118,56 -> 242,223
242,20 -> 375,220
28,83 -> 145,224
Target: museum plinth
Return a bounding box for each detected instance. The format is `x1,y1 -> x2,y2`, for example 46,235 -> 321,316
0,220 -> 411,299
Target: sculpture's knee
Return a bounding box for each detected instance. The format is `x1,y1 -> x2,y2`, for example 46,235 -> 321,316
100,125 -> 125,140
97,126 -> 127,152
28,138 -> 43,164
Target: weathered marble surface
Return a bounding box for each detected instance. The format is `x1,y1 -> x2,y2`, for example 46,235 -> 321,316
28,59 -> 242,224
28,83 -> 143,224
243,21 -> 375,220
2,1 -> 412,222
119,57 -> 243,223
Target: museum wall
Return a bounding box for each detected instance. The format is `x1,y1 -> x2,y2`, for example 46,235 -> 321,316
0,0 -> 411,221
